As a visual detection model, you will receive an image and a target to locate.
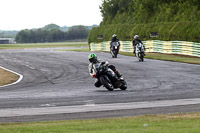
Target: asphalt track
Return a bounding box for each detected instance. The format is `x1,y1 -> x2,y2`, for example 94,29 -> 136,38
0,48 -> 200,123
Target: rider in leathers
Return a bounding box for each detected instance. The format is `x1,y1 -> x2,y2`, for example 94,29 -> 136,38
132,35 -> 145,55
88,53 -> 122,87
110,34 -> 120,54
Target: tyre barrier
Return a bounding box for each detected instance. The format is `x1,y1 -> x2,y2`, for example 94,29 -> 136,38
90,40 -> 200,57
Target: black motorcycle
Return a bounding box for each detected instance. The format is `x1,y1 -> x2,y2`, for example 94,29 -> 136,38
95,63 -> 127,91
110,41 -> 120,58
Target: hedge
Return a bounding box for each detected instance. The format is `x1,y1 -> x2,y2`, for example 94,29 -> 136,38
88,21 -> 200,44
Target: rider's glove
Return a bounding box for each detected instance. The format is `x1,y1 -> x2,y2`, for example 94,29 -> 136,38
100,65 -> 104,69
101,61 -> 109,66
101,62 -> 105,65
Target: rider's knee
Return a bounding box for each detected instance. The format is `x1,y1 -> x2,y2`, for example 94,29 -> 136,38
94,80 -> 101,87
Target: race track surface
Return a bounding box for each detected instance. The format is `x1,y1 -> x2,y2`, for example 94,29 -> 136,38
0,48 -> 200,122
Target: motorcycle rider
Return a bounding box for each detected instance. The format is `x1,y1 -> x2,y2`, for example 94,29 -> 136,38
88,53 -> 122,87
111,34 -> 119,42
110,34 -> 120,54
132,35 -> 145,55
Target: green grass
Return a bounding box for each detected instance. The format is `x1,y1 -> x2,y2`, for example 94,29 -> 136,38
63,48 -> 200,65
1,113 -> 200,133
57,48 -> 90,52
145,53 -> 200,64
0,42 -> 89,49
119,51 -> 200,65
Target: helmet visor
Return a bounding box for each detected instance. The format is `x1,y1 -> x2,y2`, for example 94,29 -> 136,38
89,58 -> 95,63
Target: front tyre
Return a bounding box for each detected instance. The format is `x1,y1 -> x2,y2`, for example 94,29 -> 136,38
141,53 -> 144,62
138,52 -> 143,62
110,51 -> 115,58
114,50 -> 118,58
141,56 -> 144,62
100,76 -> 114,91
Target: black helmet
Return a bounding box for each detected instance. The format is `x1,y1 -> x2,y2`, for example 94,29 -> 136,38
88,53 -> 97,63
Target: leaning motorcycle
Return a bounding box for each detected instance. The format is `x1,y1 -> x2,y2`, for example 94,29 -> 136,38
110,41 -> 120,58
135,43 -> 145,62
93,63 -> 127,91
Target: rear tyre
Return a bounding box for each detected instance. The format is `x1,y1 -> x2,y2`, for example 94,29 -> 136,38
100,76 -> 114,91
120,80 -> 127,90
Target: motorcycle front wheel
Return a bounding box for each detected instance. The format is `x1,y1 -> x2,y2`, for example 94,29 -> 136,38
138,53 -> 144,62
110,51 -> 115,58
114,50 -> 118,58
100,76 -> 114,91
140,53 -> 144,61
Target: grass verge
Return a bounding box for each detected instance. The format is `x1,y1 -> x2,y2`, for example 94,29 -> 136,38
0,42 -> 88,49
66,49 -> 200,65
0,113 -> 200,133
119,51 -> 200,65
57,48 -> 90,52
0,68 -> 19,86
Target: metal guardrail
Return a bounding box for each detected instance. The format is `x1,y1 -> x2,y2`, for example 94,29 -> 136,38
90,40 -> 200,57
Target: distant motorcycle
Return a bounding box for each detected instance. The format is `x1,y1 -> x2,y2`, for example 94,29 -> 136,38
93,63 -> 127,91
110,41 -> 120,58
135,43 -> 145,62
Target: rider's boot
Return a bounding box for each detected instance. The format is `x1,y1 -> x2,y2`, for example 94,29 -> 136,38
133,50 -> 135,54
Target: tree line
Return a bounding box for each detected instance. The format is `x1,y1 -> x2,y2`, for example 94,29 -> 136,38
0,31 -> 18,38
88,0 -> 200,43
15,24 -> 91,43
100,0 -> 200,25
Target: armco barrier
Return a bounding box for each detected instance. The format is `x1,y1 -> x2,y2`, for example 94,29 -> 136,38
90,40 -> 200,57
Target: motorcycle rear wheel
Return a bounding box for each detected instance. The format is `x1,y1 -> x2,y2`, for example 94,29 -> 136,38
120,80 -> 127,90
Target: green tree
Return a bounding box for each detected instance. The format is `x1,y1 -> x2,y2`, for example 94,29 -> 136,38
42,24 -> 60,31
67,25 -> 89,40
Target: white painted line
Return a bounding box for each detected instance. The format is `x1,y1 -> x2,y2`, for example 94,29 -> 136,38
0,98 -> 200,117
0,66 -> 23,88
